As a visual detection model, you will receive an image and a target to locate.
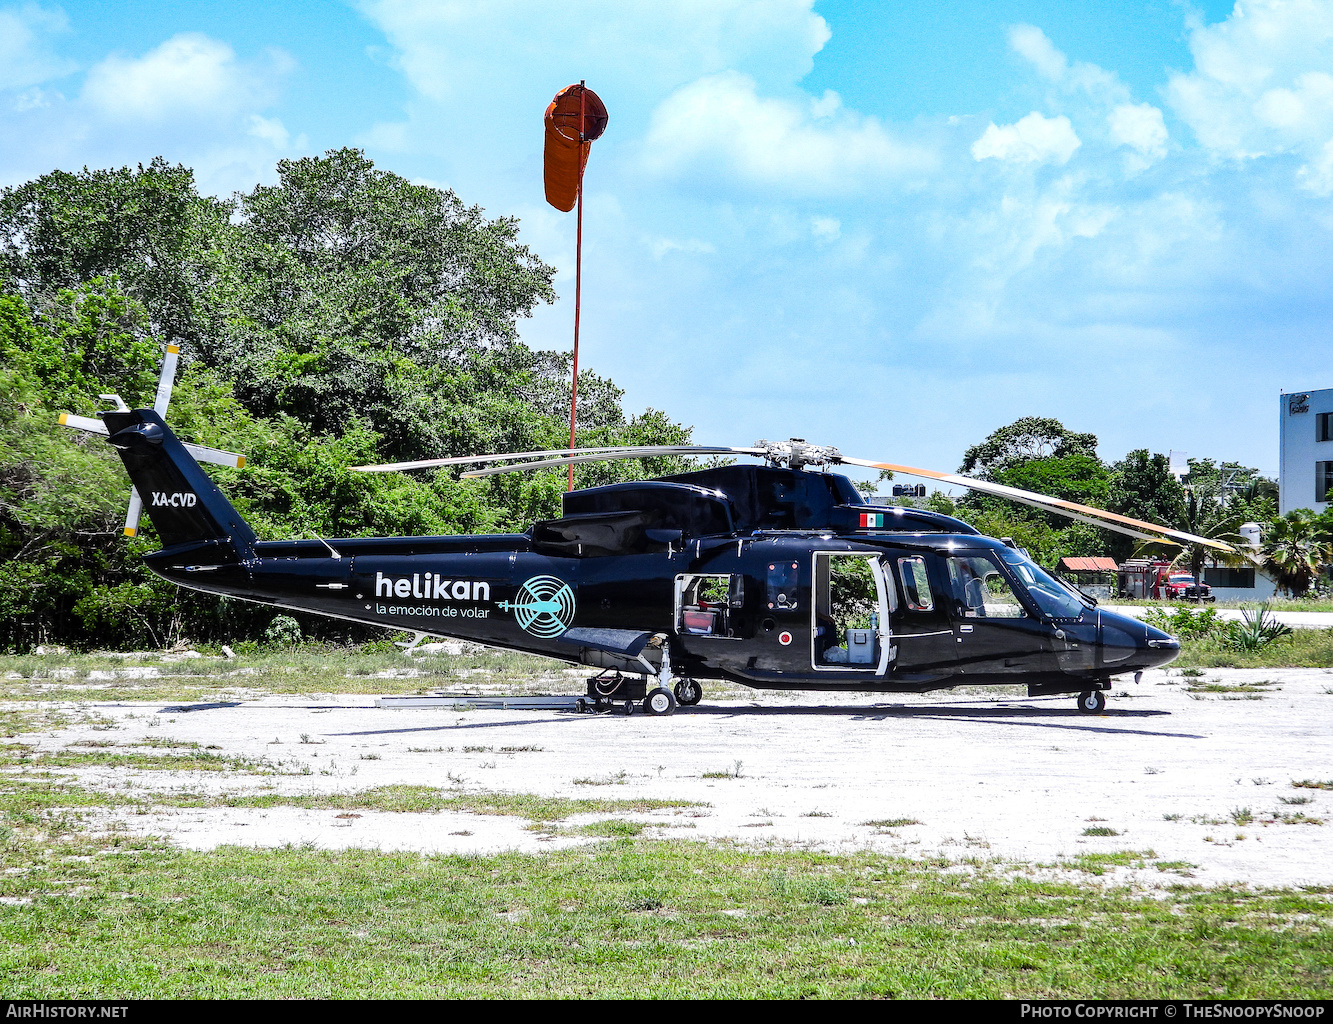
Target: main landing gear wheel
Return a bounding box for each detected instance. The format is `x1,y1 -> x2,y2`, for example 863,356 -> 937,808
644,687 -> 677,716
673,678 -> 702,706
1076,690 -> 1106,714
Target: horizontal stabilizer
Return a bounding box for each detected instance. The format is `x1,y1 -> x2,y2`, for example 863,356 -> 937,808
60,413 -> 245,468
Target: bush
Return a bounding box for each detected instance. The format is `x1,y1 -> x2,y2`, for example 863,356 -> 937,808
1222,605 -> 1293,652
263,615 -> 302,647
1141,605 -> 1225,640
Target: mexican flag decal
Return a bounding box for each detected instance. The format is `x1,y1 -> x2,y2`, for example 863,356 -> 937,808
860,512 -> 884,528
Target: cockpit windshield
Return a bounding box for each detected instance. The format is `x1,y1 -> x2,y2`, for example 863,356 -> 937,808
997,548 -> 1088,619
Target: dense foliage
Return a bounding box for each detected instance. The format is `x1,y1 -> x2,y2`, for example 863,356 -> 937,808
0,152 -> 692,652
902,417 -> 1292,580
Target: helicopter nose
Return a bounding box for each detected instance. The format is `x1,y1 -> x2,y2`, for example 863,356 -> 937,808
1140,621 -> 1181,669
1100,611 -> 1180,671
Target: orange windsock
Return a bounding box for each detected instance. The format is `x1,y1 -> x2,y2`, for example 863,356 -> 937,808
544,84 -> 608,212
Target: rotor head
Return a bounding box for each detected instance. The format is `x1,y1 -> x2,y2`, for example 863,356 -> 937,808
753,438 -> 843,470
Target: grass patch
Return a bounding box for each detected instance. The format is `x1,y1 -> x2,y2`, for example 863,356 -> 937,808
1081,827 -> 1120,837
0,830 -> 1328,996
1173,628 -> 1333,669
1066,850 -> 1156,875
702,761 -> 745,780
862,818 -> 922,828
576,819 -> 648,839
206,787 -> 699,822
1187,682 -> 1278,694
0,746 -> 277,773
1292,781 -> 1333,791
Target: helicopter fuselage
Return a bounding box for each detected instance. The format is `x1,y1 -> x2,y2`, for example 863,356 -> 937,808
148,529 -> 1176,696
107,407 -> 1178,700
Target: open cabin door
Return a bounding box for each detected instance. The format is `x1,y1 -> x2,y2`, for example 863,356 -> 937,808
811,551 -> 893,674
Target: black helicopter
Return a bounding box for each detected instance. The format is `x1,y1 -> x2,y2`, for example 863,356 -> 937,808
66,391 -> 1230,716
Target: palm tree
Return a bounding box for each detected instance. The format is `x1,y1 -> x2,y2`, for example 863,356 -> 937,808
1262,510 -> 1333,597
1132,492 -> 1251,595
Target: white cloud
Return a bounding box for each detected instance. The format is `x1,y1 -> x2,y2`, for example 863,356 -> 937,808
1166,0 -> 1333,178
1008,23 -> 1126,103
647,235 -> 716,259
810,215 -> 840,242
82,33 -> 292,122
360,0 -> 829,114
1009,24 -> 1067,82
0,3 -> 75,90
1108,102 -> 1168,159
642,72 -> 933,193
0,30 -> 302,196
971,112 -> 1081,165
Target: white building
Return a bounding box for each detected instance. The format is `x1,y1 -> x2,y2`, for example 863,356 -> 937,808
1279,387 -> 1333,514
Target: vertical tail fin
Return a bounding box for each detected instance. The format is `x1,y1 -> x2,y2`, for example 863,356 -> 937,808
101,409 -> 257,560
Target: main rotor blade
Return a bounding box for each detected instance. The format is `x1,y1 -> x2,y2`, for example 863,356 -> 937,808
461,446 -> 763,478
351,445 -> 649,473
838,456 -> 1232,551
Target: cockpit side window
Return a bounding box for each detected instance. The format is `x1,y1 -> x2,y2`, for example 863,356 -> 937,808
897,556 -> 934,612
946,554 -> 1027,619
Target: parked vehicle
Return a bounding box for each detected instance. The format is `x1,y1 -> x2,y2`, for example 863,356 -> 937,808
1118,559 -> 1214,601
1164,572 -> 1214,602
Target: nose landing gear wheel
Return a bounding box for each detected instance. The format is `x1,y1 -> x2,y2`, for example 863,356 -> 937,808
644,687 -> 677,716
673,678 -> 702,706
1077,690 -> 1106,713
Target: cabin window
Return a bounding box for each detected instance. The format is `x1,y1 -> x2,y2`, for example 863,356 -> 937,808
897,556 -> 934,612
946,555 -> 1027,619
676,574 -> 742,637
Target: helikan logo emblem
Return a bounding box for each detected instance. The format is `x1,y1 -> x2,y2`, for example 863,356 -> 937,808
499,576 -> 576,638
151,491 -> 197,508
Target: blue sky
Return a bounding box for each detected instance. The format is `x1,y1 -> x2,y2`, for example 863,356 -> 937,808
3,0 -> 1330,483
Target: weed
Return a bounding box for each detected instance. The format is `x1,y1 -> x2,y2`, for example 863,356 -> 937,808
580,820 -> 646,839
1163,813 -> 1182,821
1232,807 -> 1255,826
1279,796 -> 1315,806
702,760 -> 744,780
863,818 -> 922,828
1292,780 -> 1333,791
624,888 -> 663,912
574,771 -> 628,787
1082,827 -> 1120,837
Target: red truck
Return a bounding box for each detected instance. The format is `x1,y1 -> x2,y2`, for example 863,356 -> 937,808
1118,559 -> 1214,601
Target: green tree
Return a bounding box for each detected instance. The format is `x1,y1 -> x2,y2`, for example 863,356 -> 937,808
958,416 -> 1098,478
1261,510 -> 1333,597
207,149 -> 558,454
0,158 -> 227,349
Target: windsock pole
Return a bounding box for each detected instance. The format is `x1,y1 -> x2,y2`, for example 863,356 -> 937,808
568,81 -> 586,492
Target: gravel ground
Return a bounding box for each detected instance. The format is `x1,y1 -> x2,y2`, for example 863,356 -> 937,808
13,665 -> 1333,887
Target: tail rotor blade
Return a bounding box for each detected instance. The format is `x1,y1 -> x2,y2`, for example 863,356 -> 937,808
123,487 -> 143,538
